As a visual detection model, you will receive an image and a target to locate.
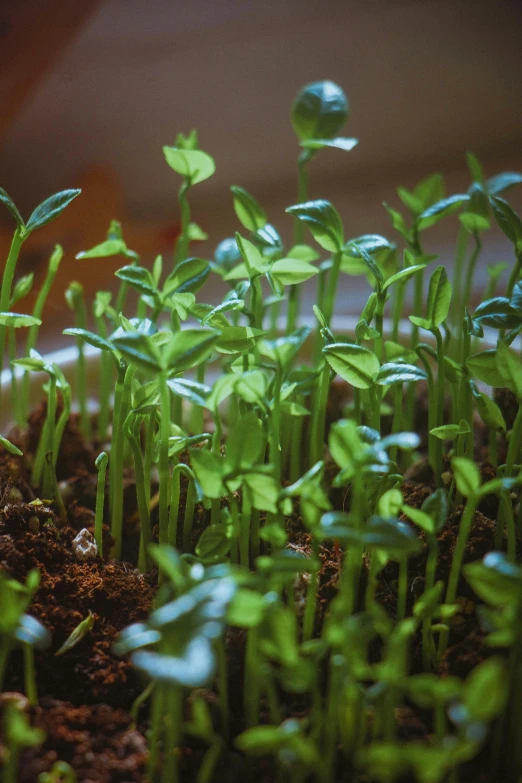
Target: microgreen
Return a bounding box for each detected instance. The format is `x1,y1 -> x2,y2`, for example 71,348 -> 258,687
3,79 -> 522,783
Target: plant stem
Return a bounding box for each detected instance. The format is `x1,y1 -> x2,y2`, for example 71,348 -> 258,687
270,362 -> 283,478
110,364 -> 134,560
286,153 -> 309,334
174,181 -> 191,266
162,686 -> 182,783
440,494 -> 479,657
422,540 -> 438,670
303,537 -> 320,641
323,251 -> 342,326
182,471 -> 197,552
23,643 -> 37,705
309,361 -> 331,467
94,454 -> 108,559
432,328 -> 445,486
0,227 -> 24,395
159,372 -> 171,548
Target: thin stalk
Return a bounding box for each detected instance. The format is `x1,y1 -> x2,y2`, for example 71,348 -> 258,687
450,225 -> 469,330
23,643 -> 37,705
286,153 -> 309,334
174,180 -> 191,266
461,232 -> 482,318
182,471 -> 197,551
321,655 -> 343,783
303,537 -> 320,641
244,627 -> 262,727
147,686 -> 165,781
0,227 -> 25,388
162,686 -> 182,783
69,287 -> 91,440
397,557 -> 407,621
94,315 -> 112,440
53,389 -> 71,471
422,540 -> 438,670
94,453 -> 108,560
289,395 -> 304,481
270,362 -> 283,478
217,639 -> 229,740
159,372 -> 171,547
8,328 -> 23,428
110,364 -> 134,560
22,245 -> 61,419
432,328 -> 445,485
309,361 -> 331,467
323,251 -> 342,326
439,494 -> 479,657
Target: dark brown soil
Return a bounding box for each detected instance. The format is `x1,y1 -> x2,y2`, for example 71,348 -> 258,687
0,387 -> 515,782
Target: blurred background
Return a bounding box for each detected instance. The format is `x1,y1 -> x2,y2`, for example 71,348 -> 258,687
1,0 -> 522,350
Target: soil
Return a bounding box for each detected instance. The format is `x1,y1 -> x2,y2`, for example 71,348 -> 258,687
0,387 -> 516,782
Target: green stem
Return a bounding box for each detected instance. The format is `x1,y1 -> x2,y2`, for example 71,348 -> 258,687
461,232 -> 481,319
397,557 -> 407,621
8,328 -> 23,428
323,250 -> 342,326
440,494 -> 479,657
303,537 -> 320,640
94,455 -> 108,559
270,362 -> 283,478
159,372 -> 171,547
422,540 -> 438,670
23,643 -> 37,705
0,227 -> 24,386
432,328 -> 445,486
110,364 -> 134,559
182,472 -> 197,552
162,686 -> 182,783
94,315 -> 112,440
309,360 -> 331,467
286,154 -> 309,334
174,180 -> 191,266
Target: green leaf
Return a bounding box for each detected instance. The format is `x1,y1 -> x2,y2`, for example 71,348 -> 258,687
227,589 -> 265,628
226,411 -> 265,469
464,551 -> 522,607
243,471 -> 280,513
291,80 -> 348,142
165,328 -> 218,372
25,189 -> 81,234
417,194 -> 469,231
401,504 -> 436,536
287,244 -> 320,262
163,257 -> 210,294
463,657 -> 508,723
426,266 -> 451,327
301,137 -> 358,152
375,362 -> 427,386
490,196 -> 522,245
115,265 -> 156,296
451,456 -> 481,497
230,185 -> 266,231
472,386 -> 506,431
472,297 -> 520,332
413,172 -> 445,210
365,517 -> 420,557
0,312 -> 41,328
378,489 -> 403,518
189,449 -> 225,499
231,234 -> 267,279
215,326 -> 266,354
486,172 -> 522,195
0,187 -> 24,227
382,264 -> 425,291
63,327 -> 114,354
195,525 -> 231,562
167,378 -> 210,407
76,239 -> 127,259
286,200 -> 343,252
163,146 -> 215,184
430,420 -> 470,440
323,342 -> 380,389
421,488 -> 448,533
383,202 -> 410,241
466,152 -> 485,185
133,638 -> 216,687
234,370 -> 269,405
0,435 -> 23,457
11,273 -> 34,305
496,341 -> 522,398
271,257 -> 318,286
55,611 -> 95,656
467,350 -> 505,388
